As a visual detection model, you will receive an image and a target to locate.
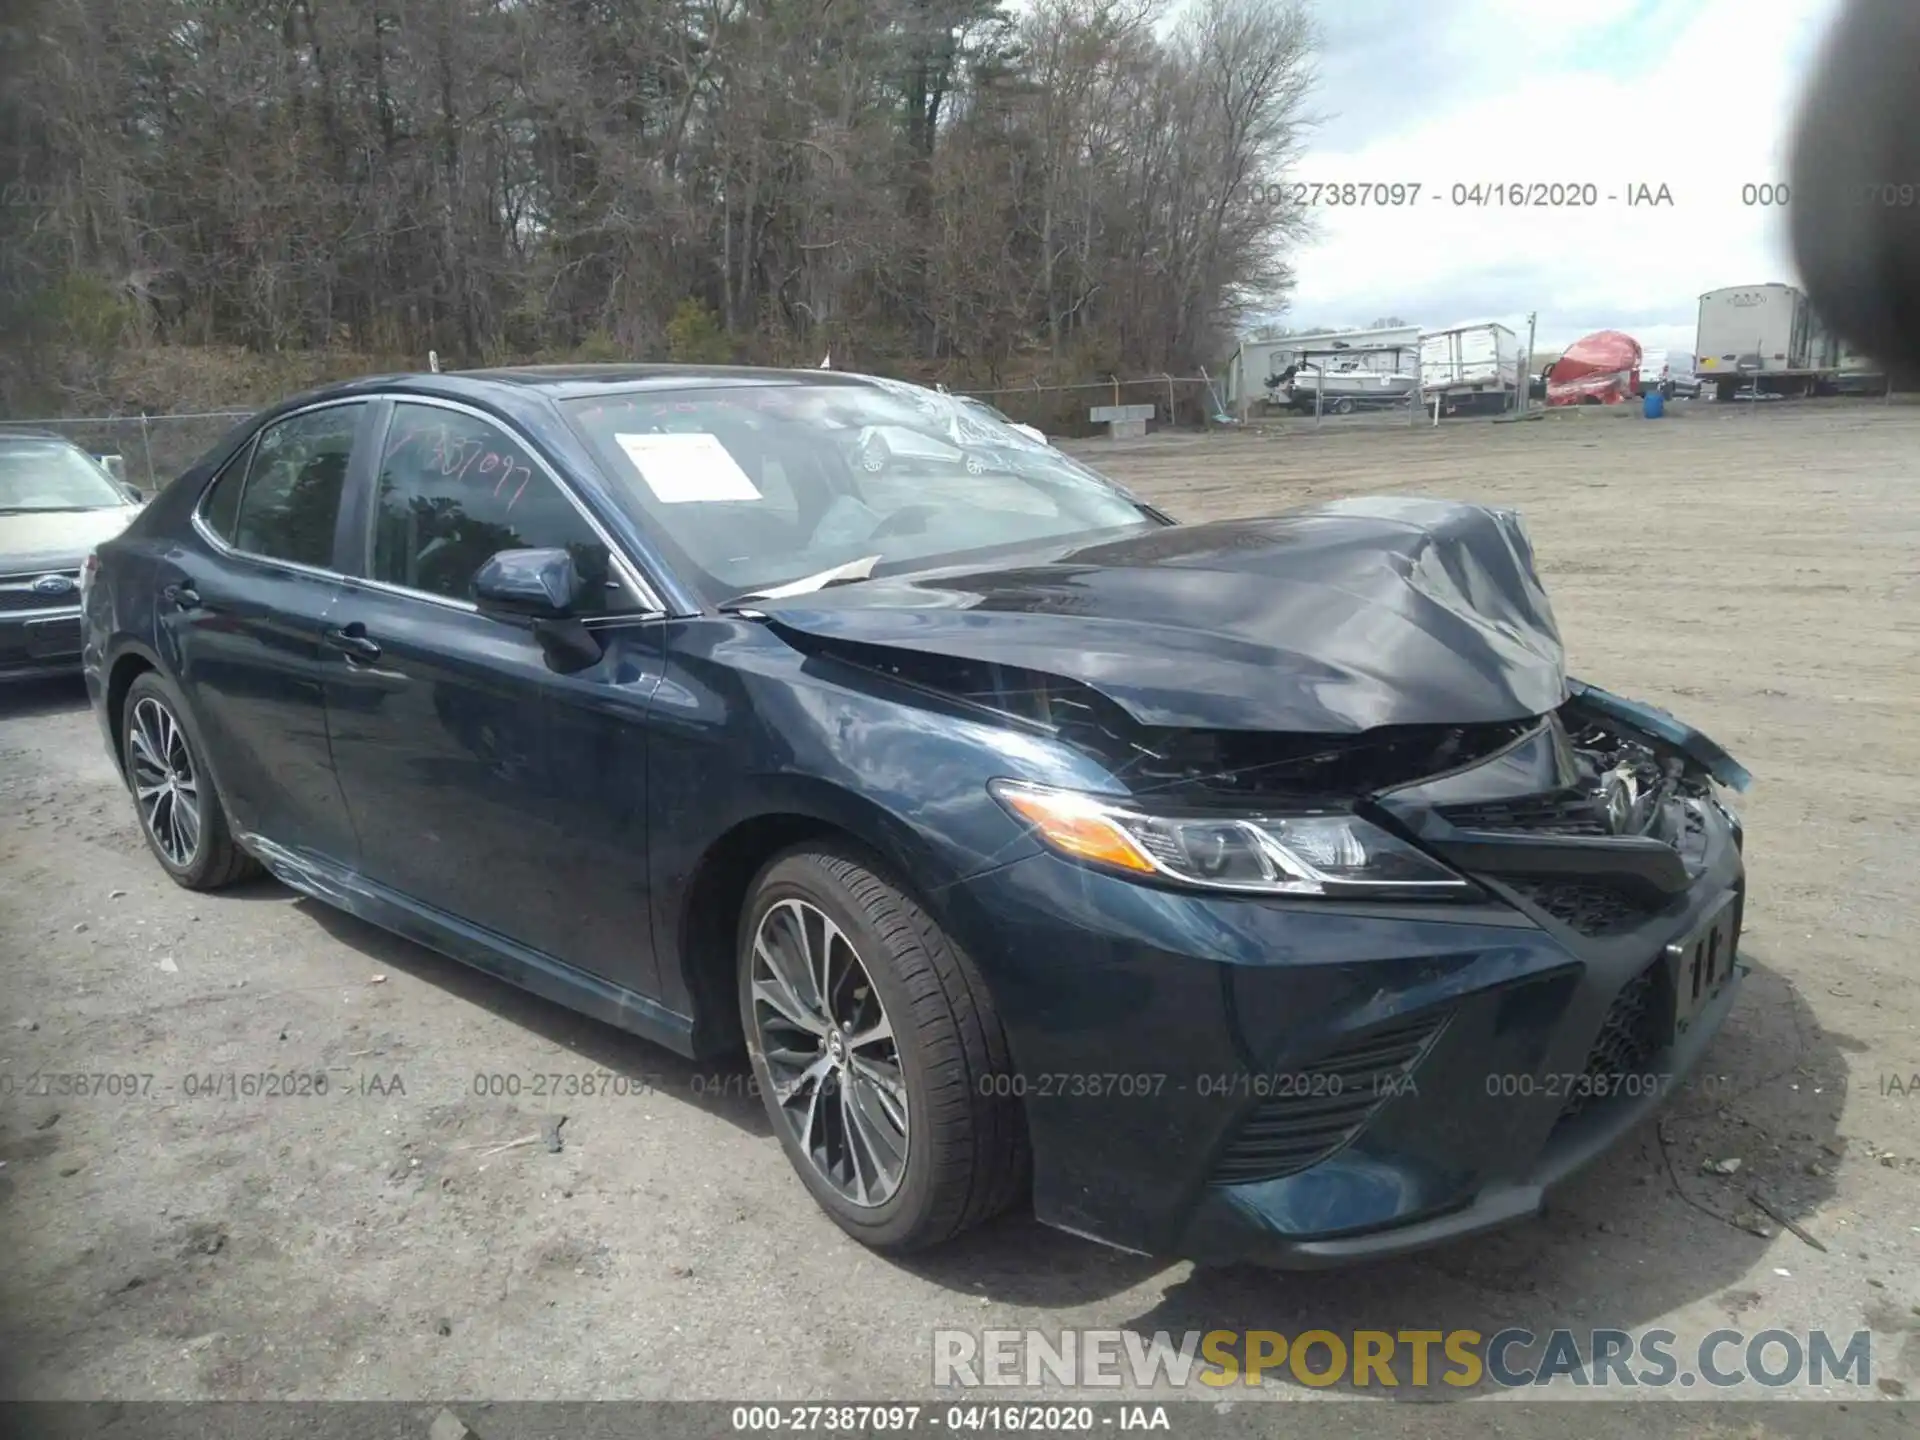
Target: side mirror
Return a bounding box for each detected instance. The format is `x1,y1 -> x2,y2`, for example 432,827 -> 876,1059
472,547 -> 603,673
119,481 -> 144,505
473,547 -> 584,621
97,453 -> 127,482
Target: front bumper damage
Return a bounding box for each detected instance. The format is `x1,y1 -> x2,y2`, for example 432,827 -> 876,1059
941,687 -> 1749,1266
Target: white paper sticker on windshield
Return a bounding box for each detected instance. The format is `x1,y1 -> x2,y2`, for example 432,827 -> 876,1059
614,432 -> 761,503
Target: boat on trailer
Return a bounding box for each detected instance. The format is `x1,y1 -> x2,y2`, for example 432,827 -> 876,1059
1270,359 -> 1418,414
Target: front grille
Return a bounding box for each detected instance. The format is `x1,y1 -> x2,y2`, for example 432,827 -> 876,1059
1559,963 -> 1663,1123
1210,1012 -> 1448,1185
1439,789 -> 1609,836
1503,877 -> 1653,937
0,570 -> 81,615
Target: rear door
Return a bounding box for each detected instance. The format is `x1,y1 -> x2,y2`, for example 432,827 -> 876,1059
320,396 -> 670,995
158,400 -> 372,864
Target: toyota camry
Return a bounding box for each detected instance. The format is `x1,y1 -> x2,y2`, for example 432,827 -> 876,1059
81,365 -> 1750,1265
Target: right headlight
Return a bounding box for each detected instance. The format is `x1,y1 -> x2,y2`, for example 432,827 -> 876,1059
990,779 -> 1476,899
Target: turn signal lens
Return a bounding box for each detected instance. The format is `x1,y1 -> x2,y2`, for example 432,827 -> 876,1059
994,785 -> 1157,874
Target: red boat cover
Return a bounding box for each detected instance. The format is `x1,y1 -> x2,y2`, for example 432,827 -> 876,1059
1546,330 -> 1643,405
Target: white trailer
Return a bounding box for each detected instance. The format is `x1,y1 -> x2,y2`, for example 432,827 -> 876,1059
1419,321 -> 1522,415
1694,284 -> 1840,400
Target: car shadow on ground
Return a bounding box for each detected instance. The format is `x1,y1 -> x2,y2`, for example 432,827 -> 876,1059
299,898 -> 773,1138
895,949 -> 1861,1395
259,881 -> 1857,1391
0,674 -> 90,719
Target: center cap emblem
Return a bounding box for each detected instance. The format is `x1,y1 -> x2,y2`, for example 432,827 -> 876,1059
827,1030 -> 847,1064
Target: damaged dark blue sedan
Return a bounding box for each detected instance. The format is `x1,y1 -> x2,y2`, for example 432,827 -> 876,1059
80,365 -> 1750,1265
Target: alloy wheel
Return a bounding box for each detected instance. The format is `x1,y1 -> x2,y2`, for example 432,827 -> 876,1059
128,696 -> 201,866
749,897 -> 910,1207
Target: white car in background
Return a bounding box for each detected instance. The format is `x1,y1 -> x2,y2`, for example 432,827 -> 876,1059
1,430 -> 146,681
953,394 -> 1050,446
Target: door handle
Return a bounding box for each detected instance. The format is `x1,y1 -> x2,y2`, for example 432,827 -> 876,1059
321,624 -> 382,662
161,583 -> 201,610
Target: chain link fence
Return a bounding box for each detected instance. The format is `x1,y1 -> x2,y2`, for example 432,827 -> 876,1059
0,411 -> 251,495
0,373 -> 1556,490
1,384 -> 1240,482
952,374 -> 1515,435
953,377 -> 1234,436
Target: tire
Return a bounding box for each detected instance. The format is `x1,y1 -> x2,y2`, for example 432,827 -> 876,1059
121,671 -> 260,890
962,451 -> 986,475
739,845 -> 1028,1251
859,437 -> 888,474
1331,397 -> 1354,415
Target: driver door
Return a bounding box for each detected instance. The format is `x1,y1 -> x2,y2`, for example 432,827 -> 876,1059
320,398 -> 668,996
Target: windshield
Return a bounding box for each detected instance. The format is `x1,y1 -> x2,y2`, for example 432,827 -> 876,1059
562,378 -> 1154,601
0,440 -> 130,512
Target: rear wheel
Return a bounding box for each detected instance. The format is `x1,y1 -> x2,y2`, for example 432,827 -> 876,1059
1330,397 -> 1354,415
121,672 -> 259,890
740,846 -> 1027,1251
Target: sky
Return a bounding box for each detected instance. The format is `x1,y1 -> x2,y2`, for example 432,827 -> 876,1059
1265,0 -> 1847,353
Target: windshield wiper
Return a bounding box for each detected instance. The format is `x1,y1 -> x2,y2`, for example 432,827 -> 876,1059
0,504 -> 103,515
718,554 -> 883,611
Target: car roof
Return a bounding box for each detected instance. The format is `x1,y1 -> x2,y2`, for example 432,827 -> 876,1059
0,428 -> 82,446
281,363 -> 892,413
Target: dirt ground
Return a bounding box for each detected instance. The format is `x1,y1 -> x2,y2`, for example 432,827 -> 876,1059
1,398 -> 1917,1414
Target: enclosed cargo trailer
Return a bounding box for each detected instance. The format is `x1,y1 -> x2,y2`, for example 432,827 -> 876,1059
1419,322 -> 1522,415
1695,284 -> 1840,399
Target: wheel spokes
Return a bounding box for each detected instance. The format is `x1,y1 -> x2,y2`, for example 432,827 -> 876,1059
748,895 -> 910,1210
129,698 -> 200,866
844,1070 -> 907,1184
129,705 -> 165,779
850,1054 -> 908,1131
752,944 -> 826,1038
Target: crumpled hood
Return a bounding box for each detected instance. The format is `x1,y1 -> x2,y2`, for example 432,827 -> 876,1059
758,496 -> 1569,732
0,506 -> 141,572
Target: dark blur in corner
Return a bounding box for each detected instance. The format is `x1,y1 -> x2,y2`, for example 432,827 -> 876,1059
1788,0 -> 1920,386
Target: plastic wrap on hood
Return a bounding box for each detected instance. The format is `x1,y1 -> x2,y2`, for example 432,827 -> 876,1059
757,496 -> 1569,733
1547,330 -> 1643,406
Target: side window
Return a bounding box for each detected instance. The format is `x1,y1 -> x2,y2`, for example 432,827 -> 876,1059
232,404 -> 363,567
197,438 -> 253,543
371,403 -> 637,614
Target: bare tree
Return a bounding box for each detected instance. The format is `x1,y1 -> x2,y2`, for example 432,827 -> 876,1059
0,0 -> 1318,411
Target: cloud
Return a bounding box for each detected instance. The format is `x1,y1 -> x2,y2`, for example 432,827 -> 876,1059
1281,0 -> 1846,350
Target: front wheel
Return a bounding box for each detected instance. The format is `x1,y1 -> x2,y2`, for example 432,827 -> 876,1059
121,671 -> 260,890
739,846 -> 1028,1251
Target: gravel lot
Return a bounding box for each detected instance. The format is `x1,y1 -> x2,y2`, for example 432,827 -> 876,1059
2,398 -> 1917,1415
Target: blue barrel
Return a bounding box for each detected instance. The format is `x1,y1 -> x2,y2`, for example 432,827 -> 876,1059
1643,388 -> 1665,419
